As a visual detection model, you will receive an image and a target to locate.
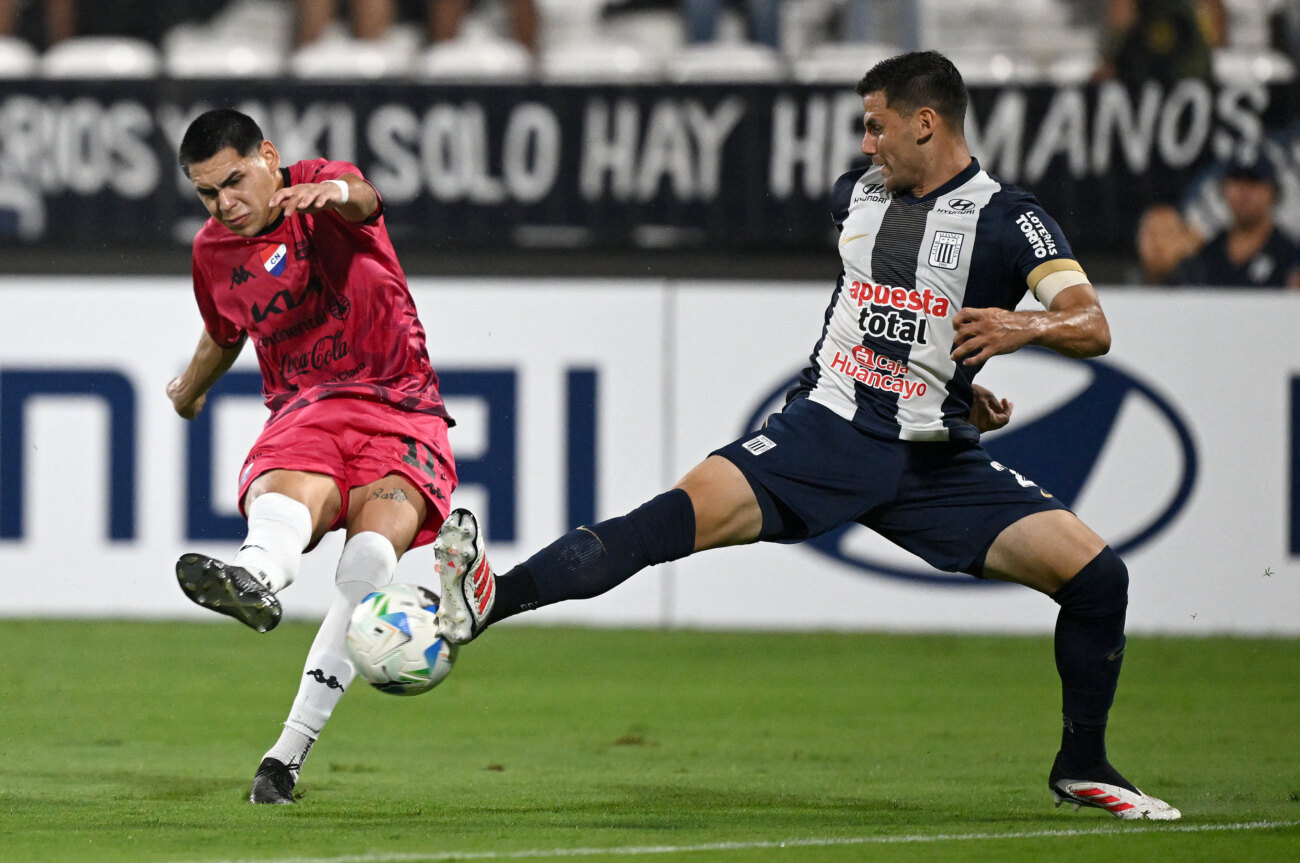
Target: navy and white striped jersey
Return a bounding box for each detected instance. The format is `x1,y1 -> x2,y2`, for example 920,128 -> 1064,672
789,157 -> 1085,443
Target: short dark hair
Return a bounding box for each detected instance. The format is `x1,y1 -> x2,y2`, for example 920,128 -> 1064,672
178,109 -> 265,176
1224,154 -> 1277,189
855,51 -> 968,132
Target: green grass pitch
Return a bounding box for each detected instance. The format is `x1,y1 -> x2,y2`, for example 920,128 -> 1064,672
0,621 -> 1297,862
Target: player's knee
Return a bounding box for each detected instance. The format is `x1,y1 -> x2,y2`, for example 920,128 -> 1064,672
1052,545 -> 1128,618
336,530 -> 398,588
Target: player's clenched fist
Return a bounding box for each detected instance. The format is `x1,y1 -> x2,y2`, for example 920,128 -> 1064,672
951,306 -> 1034,366
166,376 -> 206,420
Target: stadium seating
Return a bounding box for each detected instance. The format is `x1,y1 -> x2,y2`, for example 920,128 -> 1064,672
0,35 -> 38,78
289,24 -> 422,79
0,0 -> 1287,86
419,33 -> 533,82
163,0 -> 292,78
539,41 -> 663,84
40,36 -> 161,78
668,42 -> 786,83
792,41 -> 902,84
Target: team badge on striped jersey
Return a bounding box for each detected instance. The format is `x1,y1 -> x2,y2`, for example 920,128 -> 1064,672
928,231 -> 964,270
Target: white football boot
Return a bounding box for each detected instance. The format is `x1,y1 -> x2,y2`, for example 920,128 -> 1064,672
1051,778 -> 1182,820
432,508 -> 495,644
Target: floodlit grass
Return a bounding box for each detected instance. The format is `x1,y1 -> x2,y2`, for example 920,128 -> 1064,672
0,622 -> 1296,862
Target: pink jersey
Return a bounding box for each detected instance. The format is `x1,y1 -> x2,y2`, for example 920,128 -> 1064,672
191,158 -> 449,424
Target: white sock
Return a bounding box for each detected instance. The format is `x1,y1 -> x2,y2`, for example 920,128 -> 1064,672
263,532 -> 398,775
235,493 -> 313,593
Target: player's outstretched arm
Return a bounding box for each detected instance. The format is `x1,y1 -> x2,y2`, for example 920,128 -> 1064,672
167,329 -> 246,419
270,173 -> 378,223
950,283 -> 1110,366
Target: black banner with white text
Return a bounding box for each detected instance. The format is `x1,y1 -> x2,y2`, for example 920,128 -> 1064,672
0,79 -> 1296,258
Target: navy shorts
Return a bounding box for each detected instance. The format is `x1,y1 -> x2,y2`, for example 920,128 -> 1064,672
711,397 -> 1068,576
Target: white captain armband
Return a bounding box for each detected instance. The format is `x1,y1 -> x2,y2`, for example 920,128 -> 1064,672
327,178 -> 349,204
1030,266 -> 1089,308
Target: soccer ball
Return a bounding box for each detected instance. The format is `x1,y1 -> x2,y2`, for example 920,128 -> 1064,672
346,583 -> 458,696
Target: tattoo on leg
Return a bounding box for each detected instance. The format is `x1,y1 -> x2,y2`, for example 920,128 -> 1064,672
369,487 -> 408,502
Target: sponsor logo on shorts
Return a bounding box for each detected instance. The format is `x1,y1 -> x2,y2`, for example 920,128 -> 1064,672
742,435 -> 777,455
990,460 -> 1052,496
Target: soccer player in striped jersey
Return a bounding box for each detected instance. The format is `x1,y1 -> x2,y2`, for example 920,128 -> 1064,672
432,52 -> 1179,820
168,109 -> 456,805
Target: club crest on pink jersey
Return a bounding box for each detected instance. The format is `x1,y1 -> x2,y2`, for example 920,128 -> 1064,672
261,243 -> 288,277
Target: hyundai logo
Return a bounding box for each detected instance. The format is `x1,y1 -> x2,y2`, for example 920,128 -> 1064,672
947,198 -> 976,212
741,348 -> 1198,586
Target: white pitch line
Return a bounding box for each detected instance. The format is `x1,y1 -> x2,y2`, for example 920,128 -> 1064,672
177,820 -> 1300,863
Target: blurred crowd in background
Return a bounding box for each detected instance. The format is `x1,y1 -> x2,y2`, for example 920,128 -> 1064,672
1,0 -> 1298,286
1,0 -> 1298,86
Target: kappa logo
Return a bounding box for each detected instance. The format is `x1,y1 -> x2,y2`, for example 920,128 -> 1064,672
741,348 -> 1198,586
229,264 -> 254,290
306,668 -> 345,691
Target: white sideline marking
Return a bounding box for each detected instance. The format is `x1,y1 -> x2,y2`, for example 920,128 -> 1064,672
180,820 -> 1300,863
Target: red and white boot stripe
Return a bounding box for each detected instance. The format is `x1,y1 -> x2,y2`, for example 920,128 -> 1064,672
1052,780 -> 1181,821
466,554 -> 495,617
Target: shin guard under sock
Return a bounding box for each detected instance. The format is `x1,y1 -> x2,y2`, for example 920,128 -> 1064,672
1051,545 -> 1129,773
235,493 -> 312,592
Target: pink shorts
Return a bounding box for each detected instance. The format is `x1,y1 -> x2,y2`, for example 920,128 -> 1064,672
238,398 -> 456,549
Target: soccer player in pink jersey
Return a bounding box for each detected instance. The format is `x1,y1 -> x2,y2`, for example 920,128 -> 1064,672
167,108 -> 456,804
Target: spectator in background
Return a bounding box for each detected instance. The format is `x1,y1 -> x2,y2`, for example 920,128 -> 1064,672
840,0 -> 919,52
1273,0 -> 1300,65
0,0 -> 74,47
296,0 -> 396,45
0,0 -> 225,47
682,0 -> 780,49
1094,0 -> 1225,85
431,0 -> 536,52
296,0 -> 536,52
1135,204 -> 1202,285
1174,155 -> 1300,288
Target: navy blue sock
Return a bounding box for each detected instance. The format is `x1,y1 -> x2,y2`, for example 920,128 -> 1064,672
485,489 -> 696,627
1051,545 -> 1129,774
